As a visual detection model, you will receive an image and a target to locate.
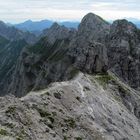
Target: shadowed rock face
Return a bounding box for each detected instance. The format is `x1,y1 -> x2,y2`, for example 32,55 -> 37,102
1,12 -> 140,96
0,24 -> 35,96
42,22 -> 77,44
107,19 -> 140,89
0,21 -> 37,44
0,36 -> 28,96
68,41 -> 108,73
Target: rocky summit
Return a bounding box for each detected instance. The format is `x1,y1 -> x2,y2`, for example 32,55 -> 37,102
0,13 -> 140,140
107,19 -> 140,89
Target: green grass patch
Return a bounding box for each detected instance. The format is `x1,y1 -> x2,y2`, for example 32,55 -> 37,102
37,108 -> 51,118
16,137 -> 23,140
0,129 -> 8,136
95,74 -> 114,88
5,106 -> 16,115
70,68 -> 79,79
63,136 -> 68,140
4,123 -> 15,129
64,118 -> 76,128
75,137 -> 82,140
117,84 -> 131,99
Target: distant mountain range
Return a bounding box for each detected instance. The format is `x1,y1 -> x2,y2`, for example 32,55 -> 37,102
126,18 -> 140,28
13,20 -> 80,35
0,21 -> 37,44
10,18 -> 140,35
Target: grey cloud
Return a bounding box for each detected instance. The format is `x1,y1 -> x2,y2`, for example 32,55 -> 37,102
0,0 -> 139,23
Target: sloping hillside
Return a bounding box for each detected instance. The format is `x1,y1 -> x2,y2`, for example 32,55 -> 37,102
0,72 -> 140,140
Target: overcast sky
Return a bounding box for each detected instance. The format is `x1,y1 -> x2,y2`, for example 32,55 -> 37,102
0,0 -> 140,23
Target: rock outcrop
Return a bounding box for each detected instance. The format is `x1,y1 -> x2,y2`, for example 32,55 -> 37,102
68,13 -> 109,73
107,19 -> 140,89
78,13 -> 110,43
42,23 -> 76,44
0,38 -> 28,95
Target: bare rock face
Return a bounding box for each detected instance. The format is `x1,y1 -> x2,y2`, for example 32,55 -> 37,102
78,13 -> 110,43
68,40 -> 108,73
1,12 -> 140,140
42,22 -> 76,44
107,19 -> 140,89
68,13 -> 109,73
3,12 -> 140,96
8,39 -> 72,97
8,13 -> 108,97
0,21 -> 37,44
0,37 -> 28,96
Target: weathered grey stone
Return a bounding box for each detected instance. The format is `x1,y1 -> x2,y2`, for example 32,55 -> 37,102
42,22 -> 77,44
0,12 -> 140,140
8,13 -> 108,97
107,19 -> 140,89
78,13 -> 110,43
0,21 -> 37,44
0,72 -> 140,140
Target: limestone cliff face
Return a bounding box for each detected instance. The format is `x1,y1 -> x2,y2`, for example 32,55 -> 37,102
2,12 -> 140,96
8,13 -> 108,97
8,38 -> 72,96
78,13 -> 110,43
0,36 -> 28,96
107,19 -> 140,89
68,13 -> 109,73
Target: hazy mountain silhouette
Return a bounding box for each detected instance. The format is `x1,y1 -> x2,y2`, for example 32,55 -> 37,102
14,20 -> 79,35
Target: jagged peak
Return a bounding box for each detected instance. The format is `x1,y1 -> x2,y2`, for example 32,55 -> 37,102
0,20 -> 7,27
77,13 -> 110,42
81,12 -> 109,25
111,19 -> 138,36
23,20 -> 33,24
112,19 -> 137,29
50,22 -> 60,29
82,13 -> 100,20
42,22 -> 76,44
43,22 -> 67,33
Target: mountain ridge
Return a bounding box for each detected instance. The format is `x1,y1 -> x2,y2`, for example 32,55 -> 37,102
2,12 -> 140,96
6,17 -> 140,36
0,21 -> 38,44
0,12 -> 140,140
13,19 -> 80,35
